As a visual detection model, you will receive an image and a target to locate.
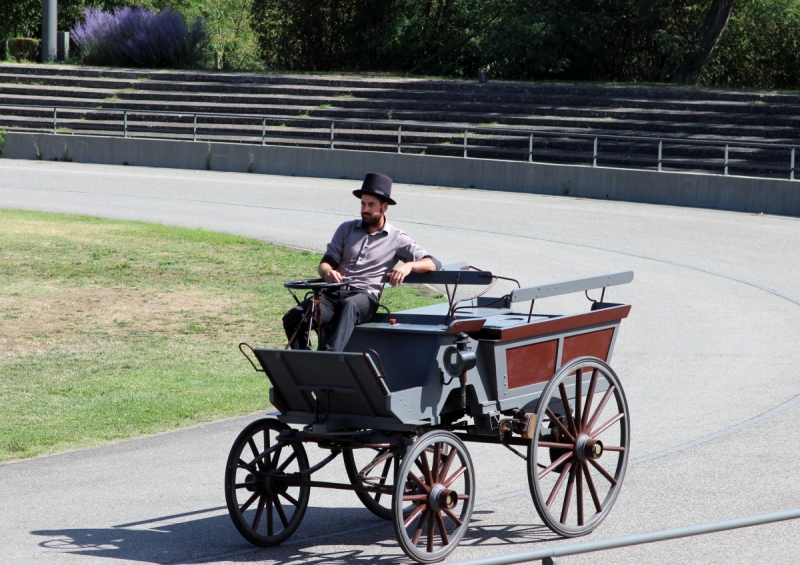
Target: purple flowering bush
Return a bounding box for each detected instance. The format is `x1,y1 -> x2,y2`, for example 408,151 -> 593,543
71,7 -> 206,68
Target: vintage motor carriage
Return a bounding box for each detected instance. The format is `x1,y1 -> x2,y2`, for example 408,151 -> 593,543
227,266 -> 634,563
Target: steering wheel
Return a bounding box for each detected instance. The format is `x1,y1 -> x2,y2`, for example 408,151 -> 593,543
284,278 -> 351,291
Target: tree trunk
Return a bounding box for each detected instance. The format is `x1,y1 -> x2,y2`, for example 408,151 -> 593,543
672,0 -> 735,85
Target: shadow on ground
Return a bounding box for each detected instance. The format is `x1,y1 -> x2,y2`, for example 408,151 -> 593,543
31,506 -> 560,564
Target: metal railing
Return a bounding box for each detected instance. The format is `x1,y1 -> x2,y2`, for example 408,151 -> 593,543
450,507 -> 800,565
0,103 -> 797,181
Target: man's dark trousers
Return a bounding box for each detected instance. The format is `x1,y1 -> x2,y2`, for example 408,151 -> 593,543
282,290 -> 378,352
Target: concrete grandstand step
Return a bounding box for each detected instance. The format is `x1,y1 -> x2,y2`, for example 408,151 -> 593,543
1,62 -> 798,180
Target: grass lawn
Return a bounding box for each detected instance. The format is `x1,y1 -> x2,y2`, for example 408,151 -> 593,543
0,209 -> 444,462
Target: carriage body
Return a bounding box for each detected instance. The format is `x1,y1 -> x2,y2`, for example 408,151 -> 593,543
228,269 -> 634,562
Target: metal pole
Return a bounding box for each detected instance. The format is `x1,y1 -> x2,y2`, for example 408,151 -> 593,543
593,137 -> 598,168
193,115 -> 197,142
449,507 -> 800,565
790,147 -> 795,181
724,144 -> 729,175
528,134 -> 533,163
397,126 -> 402,154
658,140 -> 662,172
41,0 -> 57,62
261,118 -> 266,146
463,130 -> 468,158
330,122 -> 334,149
123,110 -> 127,138
53,107 -> 57,134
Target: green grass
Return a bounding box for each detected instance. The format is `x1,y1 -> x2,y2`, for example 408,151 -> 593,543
0,209 -> 443,462
336,93 -> 355,99
56,127 -> 72,133
477,121 -> 499,127
314,103 -> 332,110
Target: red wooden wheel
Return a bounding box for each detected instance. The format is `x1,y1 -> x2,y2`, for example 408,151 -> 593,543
527,357 -> 630,537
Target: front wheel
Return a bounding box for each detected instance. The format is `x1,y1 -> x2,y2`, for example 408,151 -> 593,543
527,357 -> 630,537
224,418 -> 310,546
392,431 -> 475,563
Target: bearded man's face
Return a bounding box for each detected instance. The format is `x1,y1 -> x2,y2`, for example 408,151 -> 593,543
361,195 -> 387,227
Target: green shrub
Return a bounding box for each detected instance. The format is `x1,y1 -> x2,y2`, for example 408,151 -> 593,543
7,37 -> 40,61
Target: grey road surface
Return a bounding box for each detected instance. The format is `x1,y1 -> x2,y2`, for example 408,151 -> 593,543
1,159 -> 799,564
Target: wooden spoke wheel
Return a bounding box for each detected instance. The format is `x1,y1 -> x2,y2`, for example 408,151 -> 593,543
392,431 -> 475,563
224,418 -> 310,546
343,446 -> 409,520
528,357 -> 630,537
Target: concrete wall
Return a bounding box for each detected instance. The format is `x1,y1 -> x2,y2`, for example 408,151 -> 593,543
4,132 -> 799,217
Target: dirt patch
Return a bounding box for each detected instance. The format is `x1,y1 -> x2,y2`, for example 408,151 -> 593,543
0,287 -> 259,356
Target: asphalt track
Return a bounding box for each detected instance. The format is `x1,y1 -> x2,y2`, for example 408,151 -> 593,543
1,159 -> 799,564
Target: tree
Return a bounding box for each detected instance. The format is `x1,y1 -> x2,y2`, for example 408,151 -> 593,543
671,0 -> 735,84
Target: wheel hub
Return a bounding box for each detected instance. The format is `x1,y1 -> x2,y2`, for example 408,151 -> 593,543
575,434 -> 603,461
264,473 -> 290,497
428,483 -> 458,513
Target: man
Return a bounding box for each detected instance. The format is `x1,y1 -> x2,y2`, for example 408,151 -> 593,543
283,172 -> 441,352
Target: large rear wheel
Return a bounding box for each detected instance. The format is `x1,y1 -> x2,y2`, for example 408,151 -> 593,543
527,357 -> 630,537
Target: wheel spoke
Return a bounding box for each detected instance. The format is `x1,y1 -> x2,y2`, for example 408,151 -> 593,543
435,510 -> 449,546
588,457 -> 618,485
602,445 -> 626,452
433,442 -> 442,482
444,507 -> 462,526
427,507 -> 436,552
560,464 -> 577,524
404,502 -> 428,528
443,465 -> 467,488
538,450 -> 573,480
545,407 -> 576,443
270,444 -> 284,470
577,461 -> 584,526
247,438 -> 260,461
239,491 -> 259,513
409,471 -> 431,492
416,450 -> 434,487
558,382 -> 578,436
439,447 -> 457,482
403,494 -> 428,501
274,495 -> 290,528
237,458 -> 256,473
457,493 -> 470,500
280,491 -> 300,507
574,368 -> 582,434
538,441 -> 575,449
374,457 -> 392,505
251,495 -> 265,532
266,495 -> 274,536
412,511 -> 427,545
583,461 -> 603,513
591,412 -> 624,438
581,368 -> 599,430
585,386 -> 616,433
276,451 -> 298,472
545,461 -> 572,508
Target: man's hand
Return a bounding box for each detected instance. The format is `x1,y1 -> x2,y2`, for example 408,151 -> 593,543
319,262 -> 343,283
387,263 -> 413,286
324,270 -> 344,283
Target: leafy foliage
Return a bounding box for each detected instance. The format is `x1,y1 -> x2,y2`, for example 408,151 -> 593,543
249,0 -> 800,88
71,6 -> 207,68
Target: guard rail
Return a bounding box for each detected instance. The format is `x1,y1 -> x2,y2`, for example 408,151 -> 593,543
450,506 -> 800,565
0,103 -> 797,181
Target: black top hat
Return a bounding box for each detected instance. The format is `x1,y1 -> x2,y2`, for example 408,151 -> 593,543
353,172 -> 396,205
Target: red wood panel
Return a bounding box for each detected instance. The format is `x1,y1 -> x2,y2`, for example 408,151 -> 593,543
506,339 -> 558,389
561,328 -> 614,366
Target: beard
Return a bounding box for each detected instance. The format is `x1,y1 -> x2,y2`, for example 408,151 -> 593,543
361,212 -> 383,228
